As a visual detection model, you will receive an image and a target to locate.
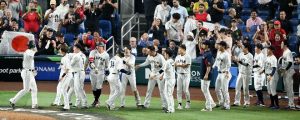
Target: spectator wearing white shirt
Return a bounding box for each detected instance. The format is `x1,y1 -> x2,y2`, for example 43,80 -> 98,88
165,13 -> 183,45
154,0 -> 171,25
184,12 -> 197,39
170,0 -> 188,25
183,32 -> 198,59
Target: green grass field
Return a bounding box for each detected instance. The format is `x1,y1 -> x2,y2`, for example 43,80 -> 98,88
0,91 -> 299,120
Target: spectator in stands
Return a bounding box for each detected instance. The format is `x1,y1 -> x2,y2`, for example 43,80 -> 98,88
170,0 -> 188,24
167,40 -> 178,59
223,8 -> 236,27
257,0 -> 275,20
153,39 -> 162,53
154,0 -> 171,25
193,0 -> 209,12
26,0 -> 42,17
278,0 -> 297,20
63,4 -> 82,36
22,2 -> 41,33
7,18 -> 20,31
44,0 -> 63,32
165,13 -> 183,45
54,32 -> 68,54
8,0 -> 22,21
269,20 -> 287,58
75,0 -> 85,33
0,0 -> 7,16
231,0 -> 243,19
278,11 -> 293,35
56,0 -> 69,18
84,2 -> 101,33
149,18 -> 166,46
0,9 -> 11,34
194,3 -> 211,22
38,28 -> 56,55
253,22 -> 268,44
85,31 -> 107,51
267,20 -> 274,32
230,19 -> 242,43
183,32 -> 198,59
143,0 -> 159,31
129,37 -> 142,56
208,0 -> 225,23
216,28 -> 232,55
184,12 -> 197,37
138,33 -> 153,48
246,9 -> 263,32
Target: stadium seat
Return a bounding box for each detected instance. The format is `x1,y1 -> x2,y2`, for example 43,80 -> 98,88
258,10 -> 269,16
99,20 -> 112,39
242,9 -> 251,16
288,35 -> 298,44
224,1 -> 228,9
243,0 -> 249,8
290,19 -> 299,26
64,34 -> 75,46
260,16 -> 268,21
292,26 -> 298,33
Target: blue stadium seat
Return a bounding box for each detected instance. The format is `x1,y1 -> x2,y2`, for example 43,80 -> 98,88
64,34 -> 75,46
289,43 -> 298,53
290,19 -> 299,26
258,10 -> 269,16
288,35 -> 298,44
241,16 -> 248,23
238,24 -> 247,33
292,26 -> 298,33
224,1 -> 228,9
242,9 -> 251,16
243,0 -> 249,8
260,16 -> 268,21
99,20 -> 112,39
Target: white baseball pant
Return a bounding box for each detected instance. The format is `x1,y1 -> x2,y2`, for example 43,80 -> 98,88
90,70 -> 105,90
60,73 -> 72,109
176,73 -> 191,104
267,73 -> 279,96
201,80 -> 216,110
164,78 -> 176,113
254,72 -> 265,91
10,69 -> 38,108
215,72 -> 232,109
144,72 -> 166,108
282,70 -> 295,107
73,71 -> 87,107
234,73 -> 251,105
120,73 -> 141,106
106,74 -> 122,108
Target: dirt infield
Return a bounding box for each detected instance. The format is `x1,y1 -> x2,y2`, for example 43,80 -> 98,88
0,81 -> 292,106
0,111 -> 55,120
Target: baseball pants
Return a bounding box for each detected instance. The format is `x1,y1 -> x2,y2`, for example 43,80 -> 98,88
282,70 -> 295,107
10,69 -> 38,108
73,71 -> 87,107
254,72 -> 265,91
164,78 -> 176,113
144,72 -> 166,108
201,80 -> 216,110
120,73 -> 141,106
234,73 -> 251,105
177,73 -> 191,104
60,73 -> 72,109
90,70 -> 105,90
215,72 -> 232,109
267,73 -> 279,96
106,75 -> 122,108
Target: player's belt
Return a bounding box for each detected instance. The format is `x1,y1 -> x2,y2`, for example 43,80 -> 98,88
72,70 -> 84,74
179,73 -> 187,74
23,68 -> 35,71
111,73 -> 117,74
218,71 -> 228,73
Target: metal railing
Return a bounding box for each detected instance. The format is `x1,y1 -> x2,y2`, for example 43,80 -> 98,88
106,36 -> 116,56
121,13 -> 140,48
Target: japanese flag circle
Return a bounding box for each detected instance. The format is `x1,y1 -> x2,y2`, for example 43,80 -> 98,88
11,35 -> 29,53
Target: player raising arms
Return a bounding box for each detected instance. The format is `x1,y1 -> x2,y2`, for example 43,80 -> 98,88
136,46 -> 167,110
89,42 -> 109,107
174,44 -> 192,109
120,46 -> 142,108
159,49 -> 176,113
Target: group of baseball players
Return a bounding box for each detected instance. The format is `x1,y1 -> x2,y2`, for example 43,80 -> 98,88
8,39 -> 299,112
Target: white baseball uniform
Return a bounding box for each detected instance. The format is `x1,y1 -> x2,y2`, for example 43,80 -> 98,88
253,52 -> 266,91
45,9 -> 63,32
213,50 -> 232,109
70,52 -> 87,107
10,49 -> 38,108
234,52 -> 253,105
280,49 -> 295,107
265,55 -> 278,96
139,54 -> 166,108
182,40 -> 198,59
105,55 -> 123,109
175,53 -> 192,107
89,50 -> 109,90
120,54 -> 142,106
161,58 -> 176,113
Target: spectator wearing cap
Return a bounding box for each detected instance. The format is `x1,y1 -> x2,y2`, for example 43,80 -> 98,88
45,0 -> 63,32
54,32 -> 68,54
84,2 -> 101,33
246,9 -> 263,33
184,12 -> 197,38
257,0 -> 275,20
22,1 -> 41,33
8,0 -> 22,21
208,0 -> 225,23
63,4 -> 82,36
231,0 -> 243,19
194,3 -> 211,22
149,18 -> 166,46
154,0 -> 171,25
278,11 -> 293,35
138,33 -> 153,48
183,32 -> 198,59
223,8 -> 236,27
170,0 -> 188,25
167,40 -> 178,59
230,19 -> 242,43
38,28 -> 56,55
269,20 -> 287,43
165,13 -> 183,45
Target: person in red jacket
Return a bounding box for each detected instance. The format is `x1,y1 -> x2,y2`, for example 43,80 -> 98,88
194,4 -> 211,22
22,1 -> 41,33
269,20 -> 286,58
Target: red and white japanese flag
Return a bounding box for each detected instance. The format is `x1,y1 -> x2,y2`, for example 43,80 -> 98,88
0,31 -> 35,54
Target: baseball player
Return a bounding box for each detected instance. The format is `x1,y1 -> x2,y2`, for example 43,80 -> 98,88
213,41 -> 232,110
265,46 -> 279,109
174,44 -> 192,109
233,43 -> 253,107
200,40 -> 216,112
9,41 -> 39,109
253,44 -> 266,106
89,42 -> 109,107
70,43 -> 88,108
136,46 -> 167,109
279,41 -> 295,109
120,46 -> 142,108
159,49 -> 176,113
105,49 -> 131,110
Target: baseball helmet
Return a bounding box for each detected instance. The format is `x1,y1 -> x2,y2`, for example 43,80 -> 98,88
27,40 -> 36,49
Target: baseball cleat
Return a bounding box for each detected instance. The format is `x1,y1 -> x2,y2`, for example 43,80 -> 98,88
120,106 -> 125,108
243,104 -> 250,108
231,104 -> 240,107
201,108 -> 212,112
177,104 -> 183,110
185,102 -> 191,109
106,103 -> 111,110
91,101 -> 99,107
9,101 -> 15,109
221,107 -> 230,110
61,108 -> 69,111
32,104 -> 39,109
258,104 -> 265,107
